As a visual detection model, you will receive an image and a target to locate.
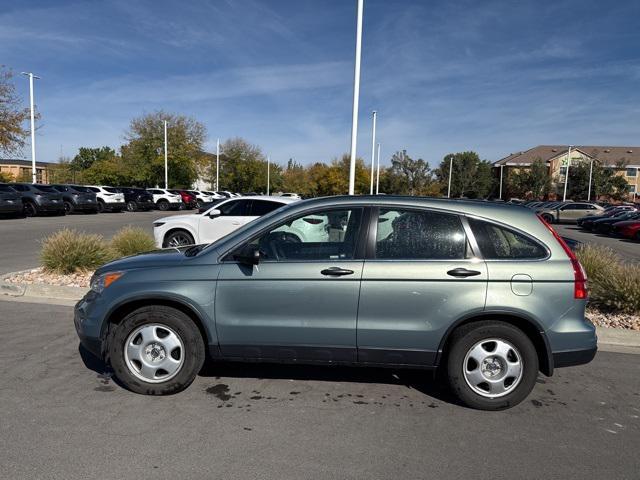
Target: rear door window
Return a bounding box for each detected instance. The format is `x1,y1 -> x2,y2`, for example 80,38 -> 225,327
219,199 -> 251,216
250,200 -> 284,216
468,218 -> 547,259
375,208 -> 469,260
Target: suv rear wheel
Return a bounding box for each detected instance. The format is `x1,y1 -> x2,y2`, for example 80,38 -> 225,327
64,200 -> 74,214
108,306 -> 205,395
24,202 -> 37,217
446,321 -> 538,410
126,200 -> 137,212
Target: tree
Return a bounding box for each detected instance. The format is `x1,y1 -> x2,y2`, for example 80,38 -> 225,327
281,159 -> 309,195
0,171 -> 14,182
120,111 -> 206,188
0,66 -> 32,156
218,137 -> 275,193
381,150 -> 438,195
507,158 -> 552,199
435,151 -> 494,198
71,147 -> 116,172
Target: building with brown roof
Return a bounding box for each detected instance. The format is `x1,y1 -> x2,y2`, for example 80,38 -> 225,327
493,146 -> 639,199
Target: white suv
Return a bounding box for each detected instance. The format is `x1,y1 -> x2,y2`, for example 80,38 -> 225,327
146,188 -> 183,211
85,186 -> 125,212
153,196 -> 299,248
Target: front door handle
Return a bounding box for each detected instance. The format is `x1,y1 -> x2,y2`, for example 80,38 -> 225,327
321,267 -> 354,277
447,268 -> 481,278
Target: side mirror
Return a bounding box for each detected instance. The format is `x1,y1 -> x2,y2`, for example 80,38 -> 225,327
208,208 -> 221,218
234,245 -> 260,265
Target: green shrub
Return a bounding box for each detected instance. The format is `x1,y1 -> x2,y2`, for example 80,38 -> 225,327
110,226 -> 156,257
41,229 -> 115,274
576,244 -> 640,314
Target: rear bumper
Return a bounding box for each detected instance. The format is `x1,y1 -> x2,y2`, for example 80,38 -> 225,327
135,201 -> 155,210
37,203 -> 65,212
75,201 -> 98,211
103,202 -> 125,211
0,203 -> 22,213
553,347 -> 597,368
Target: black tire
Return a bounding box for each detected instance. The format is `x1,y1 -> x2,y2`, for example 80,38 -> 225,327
541,213 -> 554,224
108,306 -> 205,395
24,202 -> 37,217
157,199 -> 169,211
97,200 -> 105,213
64,201 -> 74,214
163,230 -> 195,248
126,201 -> 137,212
446,321 -> 538,410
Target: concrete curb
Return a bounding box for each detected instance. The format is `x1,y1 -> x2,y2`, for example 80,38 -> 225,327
1,269 -> 88,302
596,326 -> 640,350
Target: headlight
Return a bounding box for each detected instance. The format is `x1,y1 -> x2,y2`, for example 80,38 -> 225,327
90,271 -> 124,294
153,222 -> 165,228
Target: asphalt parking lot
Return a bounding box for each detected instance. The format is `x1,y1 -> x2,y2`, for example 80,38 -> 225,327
0,210 -> 185,275
555,224 -> 640,263
0,299 -> 638,480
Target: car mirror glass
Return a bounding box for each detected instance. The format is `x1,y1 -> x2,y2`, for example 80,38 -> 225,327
233,245 -> 260,265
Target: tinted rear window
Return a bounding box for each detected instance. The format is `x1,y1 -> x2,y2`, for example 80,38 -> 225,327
103,187 -> 121,193
0,185 -> 16,193
34,185 -> 56,193
468,218 -> 547,259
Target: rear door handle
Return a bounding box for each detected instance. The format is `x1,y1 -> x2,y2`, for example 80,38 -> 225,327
447,268 -> 481,278
321,267 -> 354,277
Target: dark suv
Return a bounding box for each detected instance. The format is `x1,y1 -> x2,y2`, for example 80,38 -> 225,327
0,184 -> 23,217
9,183 -> 65,216
117,187 -> 155,212
51,184 -> 99,214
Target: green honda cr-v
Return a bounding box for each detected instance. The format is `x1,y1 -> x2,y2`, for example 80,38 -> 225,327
75,195 -> 596,410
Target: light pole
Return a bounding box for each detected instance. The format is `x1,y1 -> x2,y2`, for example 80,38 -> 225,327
499,164 -> 504,199
266,155 -> 270,196
562,145 -> 572,202
587,158 -> 594,202
375,142 -> 381,195
164,120 -> 168,189
21,72 -> 40,184
348,0 -> 364,195
369,110 -> 377,195
447,155 -> 454,198
216,138 -> 220,191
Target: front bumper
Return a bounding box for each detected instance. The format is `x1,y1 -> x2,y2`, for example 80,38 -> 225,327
74,291 -> 108,359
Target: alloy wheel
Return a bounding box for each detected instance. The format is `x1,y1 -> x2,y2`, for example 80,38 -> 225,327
463,338 -> 523,398
167,232 -> 193,247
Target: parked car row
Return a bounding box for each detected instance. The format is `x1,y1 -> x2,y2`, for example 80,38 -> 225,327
577,205 -> 640,241
0,182 -> 281,218
520,200 -> 606,224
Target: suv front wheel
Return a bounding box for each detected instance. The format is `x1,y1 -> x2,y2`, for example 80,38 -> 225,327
446,321 -> 538,410
108,306 -> 205,395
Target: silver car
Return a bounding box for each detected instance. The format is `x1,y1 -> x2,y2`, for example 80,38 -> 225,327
539,202 -> 604,223
75,196 -> 596,410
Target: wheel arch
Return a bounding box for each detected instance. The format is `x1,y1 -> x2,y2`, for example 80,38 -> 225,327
162,226 -> 196,247
102,295 -> 213,358
436,311 -> 554,376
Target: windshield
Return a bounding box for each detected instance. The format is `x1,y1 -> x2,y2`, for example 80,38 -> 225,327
103,187 -> 121,193
0,185 -> 16,193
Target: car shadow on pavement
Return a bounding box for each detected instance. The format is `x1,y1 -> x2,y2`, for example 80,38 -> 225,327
199,361 -> 460,406
78,343 -> 460,405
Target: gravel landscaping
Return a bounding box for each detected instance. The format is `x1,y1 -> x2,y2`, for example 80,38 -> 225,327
4,267 -> 91,288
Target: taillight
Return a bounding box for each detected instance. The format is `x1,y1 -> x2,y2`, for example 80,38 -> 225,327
537,214 -> 588,299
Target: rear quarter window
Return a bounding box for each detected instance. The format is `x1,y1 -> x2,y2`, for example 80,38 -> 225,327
468,218 -> 547,260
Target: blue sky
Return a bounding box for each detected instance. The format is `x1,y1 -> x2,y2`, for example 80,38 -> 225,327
2,0 -> 640,168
